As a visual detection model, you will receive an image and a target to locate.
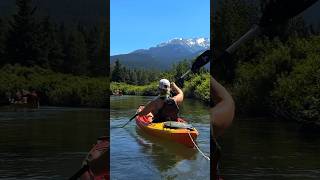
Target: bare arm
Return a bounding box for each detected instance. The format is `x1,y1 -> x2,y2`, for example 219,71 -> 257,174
211,77 -> 235,137
137,100 -> 157,116
171,82 -> 183,105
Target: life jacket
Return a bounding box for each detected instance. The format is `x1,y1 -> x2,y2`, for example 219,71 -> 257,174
153,96 -> 179,122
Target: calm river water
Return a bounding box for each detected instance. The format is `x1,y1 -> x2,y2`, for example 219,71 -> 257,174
0,106 -> 107,179
220,118 -> 320,179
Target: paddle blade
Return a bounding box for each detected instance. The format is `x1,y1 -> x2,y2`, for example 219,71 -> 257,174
260,0 -> 319,27
191,50 -> 212,73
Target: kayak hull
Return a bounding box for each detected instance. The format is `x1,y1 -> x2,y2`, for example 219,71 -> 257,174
80,136 -> 109,180
135,115 -> 199,148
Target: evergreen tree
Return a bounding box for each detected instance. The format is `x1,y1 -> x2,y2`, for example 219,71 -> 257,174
0,18 -> 7,65
173,59 -> 190,81
39,16 -> 64,71
129,69 -> 138,85
86,26 -> 108,77
64,29 -> 89,75
5,0 -> 42,67
111,60 -> 122,82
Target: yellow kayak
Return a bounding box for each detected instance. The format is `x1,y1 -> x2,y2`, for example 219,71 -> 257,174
135,114 -> 199,148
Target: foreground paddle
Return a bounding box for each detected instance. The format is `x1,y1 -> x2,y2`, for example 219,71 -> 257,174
120,113 -> 138,128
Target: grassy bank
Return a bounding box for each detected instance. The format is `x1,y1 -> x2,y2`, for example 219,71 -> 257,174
0,65 -> 109,107
111,73 -> 210,103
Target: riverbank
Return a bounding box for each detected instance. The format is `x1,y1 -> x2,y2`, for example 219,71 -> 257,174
111,73 -> 210,103
0,65 -> 109,108
220,35 -> 320,126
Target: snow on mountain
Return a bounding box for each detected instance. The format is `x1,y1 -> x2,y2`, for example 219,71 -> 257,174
156,37 -> 210,52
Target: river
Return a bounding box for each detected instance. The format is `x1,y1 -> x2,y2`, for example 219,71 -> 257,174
220,117 -> 320,179
110,95 -> 211,179
0,106 -> 107,179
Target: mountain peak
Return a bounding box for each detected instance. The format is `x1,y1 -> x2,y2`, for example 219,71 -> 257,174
157,37 -> 210,50
112,37 -> 210,70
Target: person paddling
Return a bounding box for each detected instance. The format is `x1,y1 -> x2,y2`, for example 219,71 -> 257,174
137,79 -> 183,122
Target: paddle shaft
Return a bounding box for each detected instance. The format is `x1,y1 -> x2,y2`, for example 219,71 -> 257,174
69,164 -> 89,180
120,114 -> 138,128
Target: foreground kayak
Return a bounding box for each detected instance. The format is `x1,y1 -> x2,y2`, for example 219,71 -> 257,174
70,136 -> 109,180
135,114 -> 199,148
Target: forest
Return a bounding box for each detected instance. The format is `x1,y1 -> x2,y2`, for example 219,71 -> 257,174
0,0 -> 108,107
212,0 -> 320,125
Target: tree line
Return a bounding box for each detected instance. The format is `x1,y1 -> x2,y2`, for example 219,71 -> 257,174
111,58 -> 208,86
0,0 -> 107,77
111,60 -> 161,85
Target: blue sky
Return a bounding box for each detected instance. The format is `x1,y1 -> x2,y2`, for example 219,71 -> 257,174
110,0 -> 210,55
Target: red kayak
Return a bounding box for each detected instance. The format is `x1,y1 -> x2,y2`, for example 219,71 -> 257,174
70,136 -> 109,180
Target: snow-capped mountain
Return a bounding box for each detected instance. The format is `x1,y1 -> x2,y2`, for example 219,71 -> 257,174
157,37 -> 209,51
111,37 -> 210,69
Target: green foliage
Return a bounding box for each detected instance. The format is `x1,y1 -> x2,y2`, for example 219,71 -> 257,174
111,82 -> 158,96
0,65 -> 109,107
271,41 -> 320,124
184,73 -> 210,103
233,34 -> 320,124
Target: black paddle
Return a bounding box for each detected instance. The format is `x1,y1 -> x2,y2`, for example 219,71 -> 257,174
69,164 -> 89,180
120,113 -> 138,128
176,49 -> 212,87
120,51 -> 212,128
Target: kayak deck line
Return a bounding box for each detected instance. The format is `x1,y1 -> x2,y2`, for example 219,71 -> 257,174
186,125 -> 210,161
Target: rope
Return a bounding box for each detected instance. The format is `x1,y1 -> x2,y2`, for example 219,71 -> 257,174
184,123 -> 210,161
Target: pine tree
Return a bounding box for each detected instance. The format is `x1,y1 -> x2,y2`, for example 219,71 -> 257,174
39,16 -> 64,71
86,26 -> 108,77
0,18 -> 7,65
111,60 -> 122,82
64,29 -> 89,75
5,0 -> 42,67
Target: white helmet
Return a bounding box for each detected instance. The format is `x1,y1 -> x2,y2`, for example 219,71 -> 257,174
159,79 -> 170,90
